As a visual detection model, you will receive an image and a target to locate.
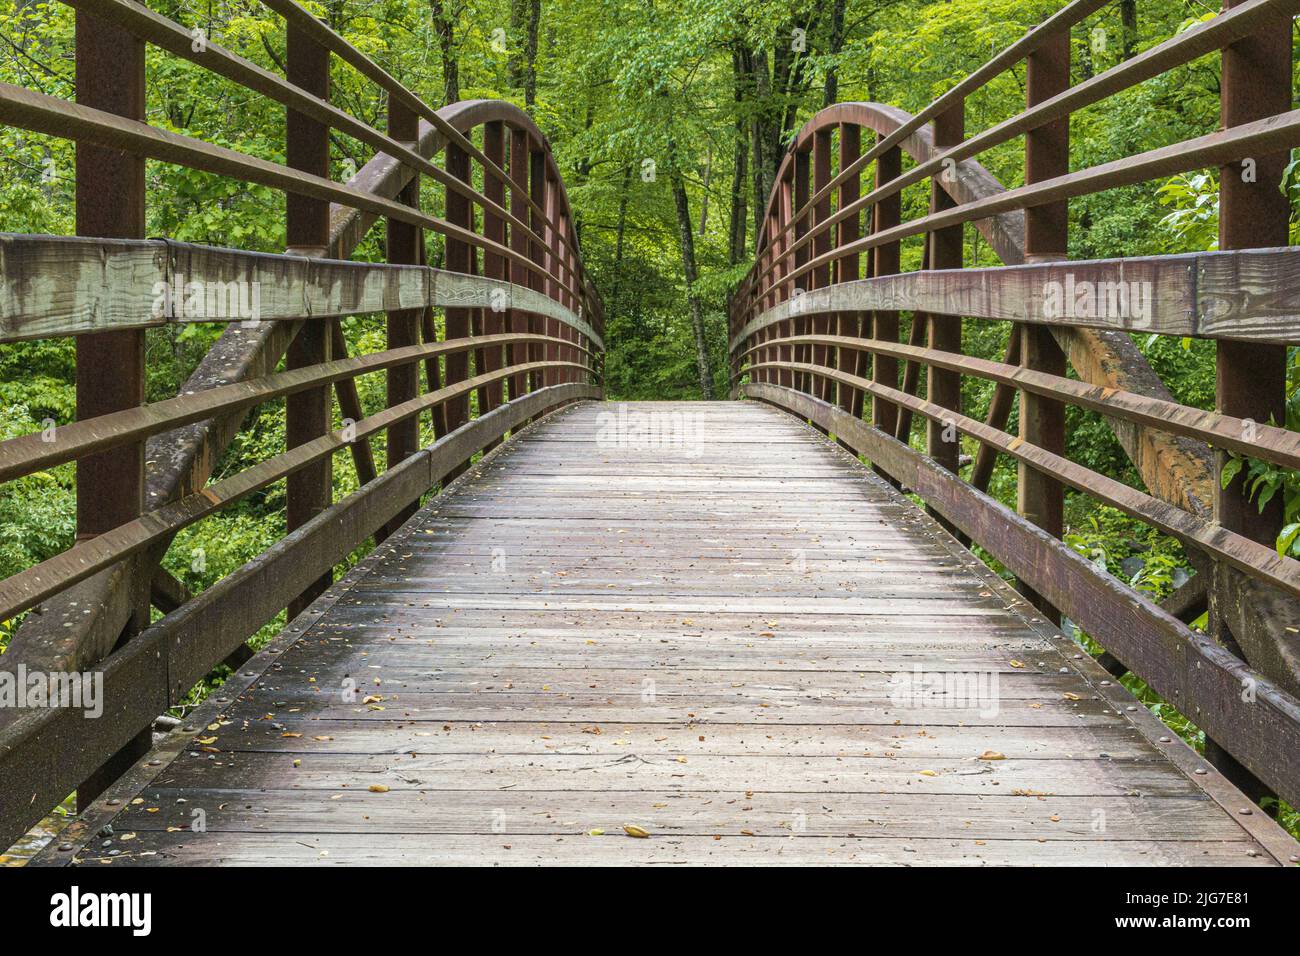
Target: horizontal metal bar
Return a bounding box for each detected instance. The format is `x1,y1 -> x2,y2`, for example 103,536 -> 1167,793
750,0 -> 1298,296
781,107 -> 1300,289
255,0 -> 593,279
58,0 -> 573,285
749,360 -> 1300,599
0,82 -> 558,291
737,333 -> 1300,470
0,332 -> 586,482
0,360 -> 587,623
763,0 -> 1111,258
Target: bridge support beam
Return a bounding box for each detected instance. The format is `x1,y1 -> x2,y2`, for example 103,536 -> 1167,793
1205,0 -> 1292,806
1016,27 -> 1069,624
444,137 -> 474,477
481,120 -> 508,439
284,24 -> 334,619
811,129 -> 834,408
383,95 -> 422,537
529,145 -> 549,398
925,101 -> 965,539
836,123 -> 864,422
508,127 -> 531,406
871,141 -> 902,444
73,2 -> 151,811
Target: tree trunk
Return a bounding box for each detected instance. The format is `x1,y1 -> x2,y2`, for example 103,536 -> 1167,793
749,47 -> 778,240
698,144 -> 712,236
1120,0 -> 1137,60
610,164 -> 631,322
670,163 -> 714,399
728,45 -> 749,262
822,0 -> 846,107
522,0 -> 541,108
430,0 -> 459,104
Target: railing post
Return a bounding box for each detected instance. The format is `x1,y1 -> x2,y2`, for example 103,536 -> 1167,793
925,101 -> 963,483
792,148 -> 811,397
546,186 -> 563,386
872,140 -> 902,440
837,123 -> 864,420
73,2 -> 150,811
1206,0 -> 1292,803
384,95 -> 421,533
811,128 -> 834,407
284,21 -> 333,619
760,226 -> 774,385
444,136 -> 473,477
529,146 -> 549,392
482,121 -> 508,435
777,181 -> 794,390
1018,27 -> 1069,623
508,127 -> 531,403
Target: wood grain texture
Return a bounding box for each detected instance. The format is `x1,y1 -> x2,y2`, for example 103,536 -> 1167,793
732,248 -> 1300,351
34,401 -> 1295,866
0,234 -> 602,349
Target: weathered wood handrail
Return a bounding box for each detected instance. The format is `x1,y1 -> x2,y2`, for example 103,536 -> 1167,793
730,0 -> 1300,811
0,0 -> 604,852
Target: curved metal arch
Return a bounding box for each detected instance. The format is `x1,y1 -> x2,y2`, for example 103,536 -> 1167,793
753,101 -> 1023,271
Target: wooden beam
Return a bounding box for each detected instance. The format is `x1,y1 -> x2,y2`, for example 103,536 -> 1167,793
384,94 -> 422,536
1205,0 -> 1294,804
731,246 -> 1300,352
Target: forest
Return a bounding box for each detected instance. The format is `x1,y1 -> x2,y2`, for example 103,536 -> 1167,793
1,0 -> 1298,836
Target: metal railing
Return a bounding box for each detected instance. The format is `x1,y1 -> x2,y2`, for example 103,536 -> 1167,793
0,0 -> 603,850
729,0 -> 1300,813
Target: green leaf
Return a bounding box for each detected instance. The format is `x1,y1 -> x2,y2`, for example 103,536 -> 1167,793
1219,456 -> 1243,489
1277,522 -> 1300,557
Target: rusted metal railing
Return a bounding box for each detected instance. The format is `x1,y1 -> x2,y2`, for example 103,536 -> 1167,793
729,0 -> 1300,813
0,0 -> 603,849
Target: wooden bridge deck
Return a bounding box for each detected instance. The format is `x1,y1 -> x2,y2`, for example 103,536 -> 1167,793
43,401 -> 1293,866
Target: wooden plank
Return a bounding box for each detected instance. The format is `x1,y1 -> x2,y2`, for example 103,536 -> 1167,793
27,399 -> 1295,866
53,831 -> 1275,867
744,382 -> 1300,815
0,387 -> 595,853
